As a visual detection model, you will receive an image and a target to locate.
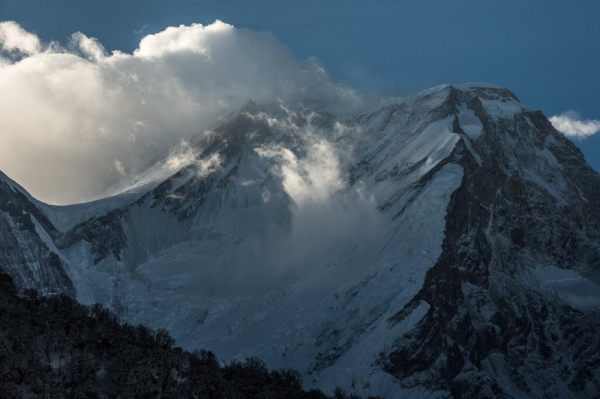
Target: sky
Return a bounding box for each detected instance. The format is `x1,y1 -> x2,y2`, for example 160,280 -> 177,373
0,0 -> 598,202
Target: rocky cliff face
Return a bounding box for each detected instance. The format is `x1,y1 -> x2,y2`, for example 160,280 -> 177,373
0,172 -> 74,296
1,83 -> 599,398
385,87 -> 600,398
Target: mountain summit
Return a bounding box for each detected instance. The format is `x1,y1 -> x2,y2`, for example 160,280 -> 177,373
1,84 -> 599,398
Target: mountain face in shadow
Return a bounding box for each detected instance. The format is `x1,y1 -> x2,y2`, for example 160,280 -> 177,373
1,84 -> 600,398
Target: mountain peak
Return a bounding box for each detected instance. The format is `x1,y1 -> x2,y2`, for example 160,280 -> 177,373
238,99 -> 262,115
0,170 -> 35,203
451,82 -> 521,103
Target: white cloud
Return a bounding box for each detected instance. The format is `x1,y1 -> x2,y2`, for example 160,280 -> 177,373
134,21 -> 231,58
134,23 -> 149,36
114,159 -> 126,176
71,32 -> 107,62
550,111 -> 600,139
257,138 -> 345,206
0,21 -> 41,55
0,20 -> 354,204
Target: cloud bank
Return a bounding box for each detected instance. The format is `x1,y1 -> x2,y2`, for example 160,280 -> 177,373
0,20 -> 353,204
550,111 -> 600,139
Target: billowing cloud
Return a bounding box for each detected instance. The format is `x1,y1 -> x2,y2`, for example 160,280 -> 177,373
0,21 -> 41,55
70,32 -> 107,62
0,20 -> 354,204
550,111 -> 600,139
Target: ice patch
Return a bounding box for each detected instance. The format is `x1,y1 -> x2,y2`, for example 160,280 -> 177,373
458,105 -> 484,140
522,265 -> 600,311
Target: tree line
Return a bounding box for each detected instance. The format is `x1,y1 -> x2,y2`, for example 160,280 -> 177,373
0,274 -> 380,399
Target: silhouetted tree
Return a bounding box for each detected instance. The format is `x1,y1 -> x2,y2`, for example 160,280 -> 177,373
0,275 -> 347,398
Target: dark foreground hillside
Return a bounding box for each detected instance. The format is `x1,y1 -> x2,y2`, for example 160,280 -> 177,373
0,275 -> 372,399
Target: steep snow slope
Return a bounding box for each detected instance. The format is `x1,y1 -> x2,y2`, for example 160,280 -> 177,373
52,90 -> 468,397
1,84 -> 599,398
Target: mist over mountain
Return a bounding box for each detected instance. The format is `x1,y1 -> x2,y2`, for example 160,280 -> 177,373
0,21 -> 356,204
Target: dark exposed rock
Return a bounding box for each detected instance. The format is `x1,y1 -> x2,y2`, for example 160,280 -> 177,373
62,209 -> 127,265
0,173 -> 74,296
384,87 -> 600,398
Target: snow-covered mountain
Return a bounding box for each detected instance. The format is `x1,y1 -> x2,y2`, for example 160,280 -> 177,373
1,83 -> 600,398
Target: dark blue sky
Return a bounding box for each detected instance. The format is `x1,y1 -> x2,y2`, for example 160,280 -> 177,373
2,0 -> 599,170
